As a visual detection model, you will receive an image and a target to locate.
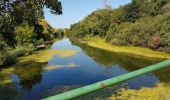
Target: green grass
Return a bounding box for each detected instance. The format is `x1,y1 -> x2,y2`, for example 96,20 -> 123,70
83,37 -> 170,59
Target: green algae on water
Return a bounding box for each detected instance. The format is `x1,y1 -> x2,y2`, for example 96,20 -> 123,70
18,49 -> 78,63
0,67 -> 14,85
43,62 -> 79,71
83,37 -> 170,59
108,83 -> 170,100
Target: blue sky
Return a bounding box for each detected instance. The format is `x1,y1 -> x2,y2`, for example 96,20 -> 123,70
44,0 -> 131,28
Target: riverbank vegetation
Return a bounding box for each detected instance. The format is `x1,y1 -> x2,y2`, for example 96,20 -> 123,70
0,48 -> 78,86
81,37 -> 170,59
69,0 -> 170,54
0,0 -> 63,66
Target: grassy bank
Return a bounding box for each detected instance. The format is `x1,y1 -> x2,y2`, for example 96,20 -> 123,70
82,37 -> 170,59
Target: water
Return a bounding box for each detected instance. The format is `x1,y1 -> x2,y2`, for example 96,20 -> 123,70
0,38 -> 170,100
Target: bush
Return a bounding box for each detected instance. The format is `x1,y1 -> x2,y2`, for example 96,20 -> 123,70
14,49 -> 27,57
0,51 -> 4,66
0,45 -> 35,66
0,41 -> 11,66
35,39 -> 44,46
148,35 -> 161,49
68,0 -> 170,53
2,51 -> 17,66
131,34 -> 140,46
14,22 -> 34,46
13,46 -> 29,57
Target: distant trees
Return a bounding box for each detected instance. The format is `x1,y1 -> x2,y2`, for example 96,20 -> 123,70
52,28 -> 68,38
68,0 -> 170,53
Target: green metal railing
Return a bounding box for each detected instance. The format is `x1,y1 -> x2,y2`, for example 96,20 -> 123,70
42,60 -> 170,100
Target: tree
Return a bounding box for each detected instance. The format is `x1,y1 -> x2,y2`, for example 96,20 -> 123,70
0,0 -> 62,66
14,22 -> 34,46
0,0 -> 62,46
68,0 -> 170,53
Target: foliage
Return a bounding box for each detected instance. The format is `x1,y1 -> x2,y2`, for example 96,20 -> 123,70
0,45 -> 35,66
14,22 -> 34,46
0,0 -> 62,66
36,18 -> 54,40
1,51 -> 17,66
69,0 -> 170,53
52,28 -> 67,38
0,0 -> 62,46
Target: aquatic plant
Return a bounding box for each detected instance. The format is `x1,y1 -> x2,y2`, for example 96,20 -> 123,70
83,37 -> 170,59
43,62 -> 79,71
18,49 -> 78,63
108,83 -> 170,100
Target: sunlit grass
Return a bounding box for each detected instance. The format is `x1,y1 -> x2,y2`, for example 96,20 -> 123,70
83,37 -> 170,59
108,83 -> 170,100
18,49 -> 78,63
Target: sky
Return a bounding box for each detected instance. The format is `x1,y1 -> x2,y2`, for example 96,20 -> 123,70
44,0 -> 132,28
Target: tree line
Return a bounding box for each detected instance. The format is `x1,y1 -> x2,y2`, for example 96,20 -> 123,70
0,0 -> 63,66
69,0 -> 170,53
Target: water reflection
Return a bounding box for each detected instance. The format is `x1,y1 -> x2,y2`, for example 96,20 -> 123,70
0,38 -> 170,100
15,61 -> 44,90
72,41 -> 163,69
72,41 -> 170,83
0,84 -> 19,100
154,67 -> 170,83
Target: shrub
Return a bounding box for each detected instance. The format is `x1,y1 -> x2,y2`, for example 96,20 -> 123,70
131,34 -> 140,46
14,22 -> 34,46
0,45 -> 35,66
35,39 -> 44,46
148,35 -> 161,49
2,51 -> 17,66
0,51 -> 5,66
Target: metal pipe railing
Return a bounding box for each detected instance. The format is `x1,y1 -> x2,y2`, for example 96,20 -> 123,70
42,60 -> 170,100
